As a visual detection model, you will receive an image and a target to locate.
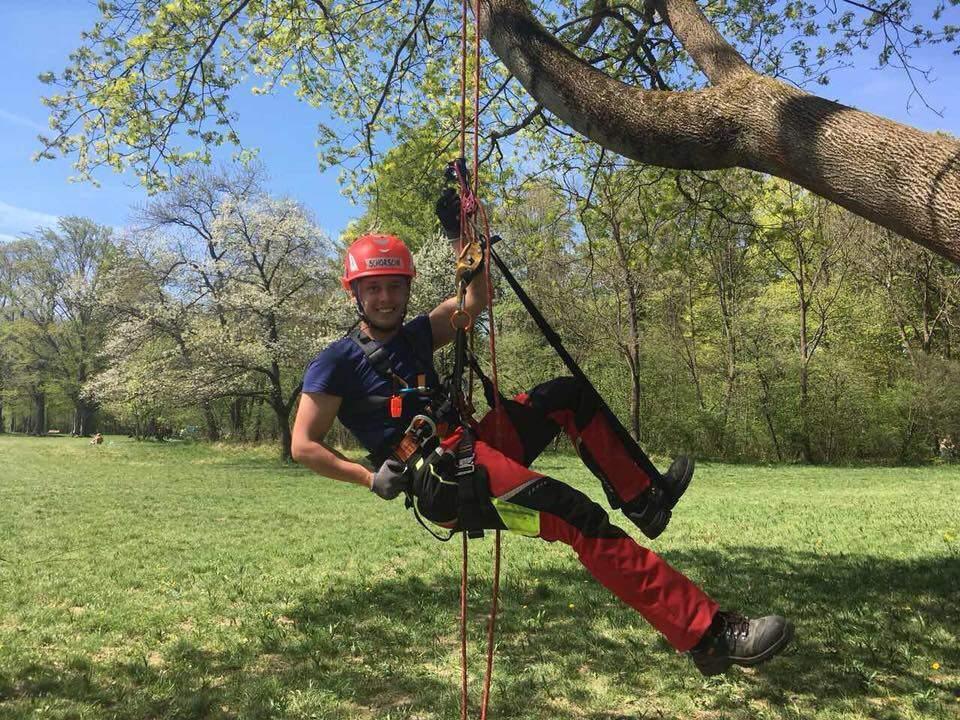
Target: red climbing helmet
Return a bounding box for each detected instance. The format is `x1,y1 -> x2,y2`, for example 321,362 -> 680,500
340,233 -> 416,291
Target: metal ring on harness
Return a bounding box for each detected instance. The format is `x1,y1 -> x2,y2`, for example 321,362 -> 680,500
450,308 -> 473,330
393,414 -> 439,464
406,414 -> 437,440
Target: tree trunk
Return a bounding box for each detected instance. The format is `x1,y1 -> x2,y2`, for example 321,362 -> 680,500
278,407 -> 293,462
72,360 -> 97,436
265,315 -> 295,461
713,248 -> 740,456
32,389 -> 46,436
719,349 -> 736,455
203,401 -> 220,441
798,362 -> 812,463
682,280 -> 706,411
268,390 -> 293,462
798,297 -> 813,463
253,396 -> 264,442
229,397 -> 246,438
629,353 -> 641,442
81,401 -> 96,435
756,366 -> 784,463
72,398 -> 96,436
481,0 -> 960,263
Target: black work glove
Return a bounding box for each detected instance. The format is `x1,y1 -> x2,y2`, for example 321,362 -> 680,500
435,187 -> 461,239
370,458 -> 411,500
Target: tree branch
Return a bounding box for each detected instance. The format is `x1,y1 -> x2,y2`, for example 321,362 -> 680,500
650,0 -> 754,84
478,0 -> 960,263
363,0 -> 435,158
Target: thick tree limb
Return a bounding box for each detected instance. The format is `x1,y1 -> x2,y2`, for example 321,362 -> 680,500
479,0 -> 960,264
654,0 -> 752,84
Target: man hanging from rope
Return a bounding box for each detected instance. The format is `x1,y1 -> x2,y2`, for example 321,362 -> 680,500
290,191 -> 794,677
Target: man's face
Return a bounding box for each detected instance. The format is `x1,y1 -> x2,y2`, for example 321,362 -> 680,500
356,275 -> 411,331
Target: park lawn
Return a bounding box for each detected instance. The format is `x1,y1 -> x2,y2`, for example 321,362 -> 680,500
0,435 -> 957,720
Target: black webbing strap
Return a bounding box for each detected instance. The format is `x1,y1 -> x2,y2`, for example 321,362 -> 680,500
348,329 -> 406,463
488,241 -> 663,485
349,329 -> 403,384
466,351 -> 500,409
454,429 -> 486,539
408,498 -> 458,542
351,395 -> 391,412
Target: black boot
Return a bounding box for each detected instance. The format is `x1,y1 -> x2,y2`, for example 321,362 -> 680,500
621,456 -> 695,539
662,455 -> 694,507
689,611 -> 794,677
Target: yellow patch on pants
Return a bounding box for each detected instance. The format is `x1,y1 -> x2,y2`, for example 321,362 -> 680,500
491,498 -> 540,536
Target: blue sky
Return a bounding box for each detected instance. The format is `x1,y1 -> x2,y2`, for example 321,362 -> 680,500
1,0 -> 958,244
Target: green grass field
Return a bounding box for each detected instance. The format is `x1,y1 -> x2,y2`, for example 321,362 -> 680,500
0,435 -> 958,719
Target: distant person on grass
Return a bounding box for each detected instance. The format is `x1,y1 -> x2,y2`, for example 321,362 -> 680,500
291,193 -> 794,676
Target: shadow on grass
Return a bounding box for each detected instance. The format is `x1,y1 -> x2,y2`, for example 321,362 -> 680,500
1,547 -> 957,719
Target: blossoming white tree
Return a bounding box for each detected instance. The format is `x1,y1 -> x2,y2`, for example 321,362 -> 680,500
90,166 -> 341,458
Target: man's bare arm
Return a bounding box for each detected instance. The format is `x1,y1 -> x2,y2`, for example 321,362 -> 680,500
291,391 -> 372,488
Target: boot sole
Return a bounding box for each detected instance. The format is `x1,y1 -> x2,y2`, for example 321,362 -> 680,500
665,456 -> 695,509
637,508 -> 670,540
624,457 -> 694,540
731,621 -> 795,667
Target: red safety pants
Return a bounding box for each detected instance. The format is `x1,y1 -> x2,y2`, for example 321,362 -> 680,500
476,376 -> 661,507
423,377 -> 718,652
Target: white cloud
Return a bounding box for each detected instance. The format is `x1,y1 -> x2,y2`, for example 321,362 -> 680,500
0,108 -> 46,133
0,201 -> 59,238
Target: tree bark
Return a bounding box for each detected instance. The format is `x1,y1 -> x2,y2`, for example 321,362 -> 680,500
711,244 -> 741,456
268,383 -> 294,462
77,400 -> 96,435
71,381 -> 97,436
203,401 -> 220,441
480,0 -> 960,263
229,397 -> 246,438
32,389 -> 47,436
798,316 -> 813,463
276,403 -> 293,462
252,395 -> 264,442
759,377 -> 783,463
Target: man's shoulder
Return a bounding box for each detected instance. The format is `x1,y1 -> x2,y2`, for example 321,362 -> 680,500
403,313 -> 429,330
401,313 -> 433,347
302,335 -> 366,396
308,335 -> 362,369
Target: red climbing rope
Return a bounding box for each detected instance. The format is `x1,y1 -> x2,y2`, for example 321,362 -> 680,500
455,1 -> 503,718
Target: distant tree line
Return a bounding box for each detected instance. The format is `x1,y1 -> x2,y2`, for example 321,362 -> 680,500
489,166 -> 960,464
2,158 -> 959,464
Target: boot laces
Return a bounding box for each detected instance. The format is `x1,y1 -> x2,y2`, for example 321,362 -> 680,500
719,612 -> 750,641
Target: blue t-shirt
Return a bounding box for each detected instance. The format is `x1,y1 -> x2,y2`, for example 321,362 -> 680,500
302,314 -> 440,453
